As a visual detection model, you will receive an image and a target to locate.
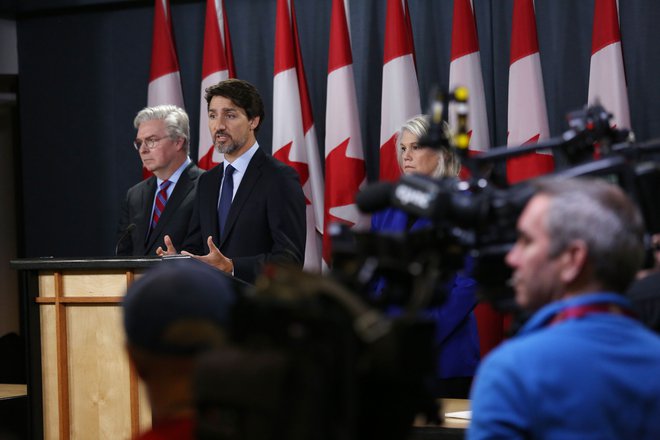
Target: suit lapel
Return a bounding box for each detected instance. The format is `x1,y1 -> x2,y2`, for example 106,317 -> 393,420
219,149 -> 265,245
140,177 -> 157,247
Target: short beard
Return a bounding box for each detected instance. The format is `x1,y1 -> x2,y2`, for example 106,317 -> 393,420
215,141 -> 240,155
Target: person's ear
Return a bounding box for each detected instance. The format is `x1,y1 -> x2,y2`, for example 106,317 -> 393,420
249,116 -> 260,131
559,240 -> 588,284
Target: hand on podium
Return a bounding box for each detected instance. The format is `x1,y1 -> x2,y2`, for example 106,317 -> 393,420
180,236 -> 234,275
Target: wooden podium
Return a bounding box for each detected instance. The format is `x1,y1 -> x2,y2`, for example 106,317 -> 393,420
11,257 -> 160,440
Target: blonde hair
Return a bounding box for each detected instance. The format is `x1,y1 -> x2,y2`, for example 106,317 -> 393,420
395,115 -> 460,178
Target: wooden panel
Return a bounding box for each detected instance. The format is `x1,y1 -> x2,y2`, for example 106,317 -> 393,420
67,305 -> 132,440
40,305 -> 59,440
35,267 -> 151,439
36,297 -> 123,305
0,384 -> 27,399
38,272 -> 56,297
60,271 -> 128,297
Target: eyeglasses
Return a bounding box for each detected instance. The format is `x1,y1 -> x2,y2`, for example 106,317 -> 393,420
133,135 -> 170,151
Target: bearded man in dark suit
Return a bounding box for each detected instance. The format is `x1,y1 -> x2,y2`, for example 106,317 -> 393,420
159,79 -> 306,284
117,105 -> 203,256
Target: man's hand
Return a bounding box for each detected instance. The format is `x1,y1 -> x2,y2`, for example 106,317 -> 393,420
156,235 -> 178,256
182,236 -> 234,274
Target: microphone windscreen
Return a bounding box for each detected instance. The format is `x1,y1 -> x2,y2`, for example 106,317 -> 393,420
355,182 -> 395,213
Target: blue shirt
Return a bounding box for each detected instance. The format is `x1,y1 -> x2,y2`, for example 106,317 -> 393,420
469,292 -> 660,440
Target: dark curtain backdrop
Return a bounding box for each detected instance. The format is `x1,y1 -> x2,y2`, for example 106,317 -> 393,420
14,0 -> 660,257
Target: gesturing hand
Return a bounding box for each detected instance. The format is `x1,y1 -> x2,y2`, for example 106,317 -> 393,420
156,235 -> 178,256
182,236 -> 234,274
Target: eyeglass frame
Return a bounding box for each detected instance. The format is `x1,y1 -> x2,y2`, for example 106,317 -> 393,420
133,135 -> 173,151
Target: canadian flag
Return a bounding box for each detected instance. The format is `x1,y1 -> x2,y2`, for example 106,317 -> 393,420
324,0 -> 368,266
449,0 -> 503,358
147,0 -> 185,109
198,0 -> 235,170
379,0 -> 421,182
146,0 -> 185,179
588,0 -> 630,129
506,0 -> 554,184
448,0 -> 490,153
273,0 -> 324,272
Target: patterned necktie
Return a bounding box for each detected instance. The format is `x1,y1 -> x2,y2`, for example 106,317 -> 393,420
151,180 -> 172,230
218,165 -> 235,237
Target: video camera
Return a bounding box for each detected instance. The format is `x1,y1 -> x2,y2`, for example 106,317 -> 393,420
350,95 -> 660,312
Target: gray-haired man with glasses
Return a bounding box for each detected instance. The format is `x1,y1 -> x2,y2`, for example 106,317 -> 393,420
116,105 -> 204,256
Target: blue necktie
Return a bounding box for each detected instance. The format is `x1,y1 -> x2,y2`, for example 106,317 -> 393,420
218,165 -> 235,237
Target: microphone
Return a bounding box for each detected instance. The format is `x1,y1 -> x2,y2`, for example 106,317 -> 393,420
115,223 -> 136,256
356,175 -> 455,220
355,182 -> 395,214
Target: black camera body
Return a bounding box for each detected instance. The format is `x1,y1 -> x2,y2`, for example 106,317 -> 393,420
354,104 -> 660,310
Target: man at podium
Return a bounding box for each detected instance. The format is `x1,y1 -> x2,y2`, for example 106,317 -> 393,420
158,79 -> 306,284
116,105 -> 203,256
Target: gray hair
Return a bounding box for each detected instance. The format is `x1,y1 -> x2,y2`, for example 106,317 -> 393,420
395,115 -> 461,178
534,177 -> 645,293
133,105 -> 190,153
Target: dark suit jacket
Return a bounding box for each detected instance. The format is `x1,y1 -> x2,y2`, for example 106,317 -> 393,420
183,148 -> 306,284
117,162 -> 204,256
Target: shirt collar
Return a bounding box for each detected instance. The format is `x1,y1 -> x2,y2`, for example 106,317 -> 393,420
519,292 -> 632,334
224,142 -> 259,175
156,156 -> 191,186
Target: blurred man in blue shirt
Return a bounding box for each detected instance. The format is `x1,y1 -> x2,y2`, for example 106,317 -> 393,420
469,177 -> 660,440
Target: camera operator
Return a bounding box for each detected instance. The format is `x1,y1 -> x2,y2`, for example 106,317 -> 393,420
468,177 -> 660,439
371,115 -> 480,398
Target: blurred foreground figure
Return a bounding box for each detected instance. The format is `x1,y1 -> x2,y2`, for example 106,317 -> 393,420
469,177 -> 660,440
123,259 -> 235,440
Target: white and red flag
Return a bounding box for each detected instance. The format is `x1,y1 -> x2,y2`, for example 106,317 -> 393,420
146,0 -> 185,178
588,0 -> 630,129
448,0 -> 490,153
148,0 -> 184,109
506,0 -> 554,184
198,0 -> 235,170
324,0 -> 368,267
273,0 -> 324,271
450,0 -> 504,358
379,0 -> 421,182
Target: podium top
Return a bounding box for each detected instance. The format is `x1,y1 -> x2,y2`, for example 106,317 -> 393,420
10,256 -> 161,271
10,256 -> 253,289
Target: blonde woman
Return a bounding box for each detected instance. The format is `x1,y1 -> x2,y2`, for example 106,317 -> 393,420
371,115 -> 480,398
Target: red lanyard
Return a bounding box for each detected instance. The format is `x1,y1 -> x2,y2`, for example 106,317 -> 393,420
549,303 -> 637,326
